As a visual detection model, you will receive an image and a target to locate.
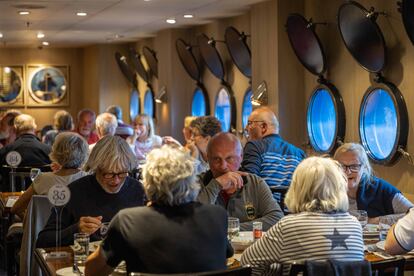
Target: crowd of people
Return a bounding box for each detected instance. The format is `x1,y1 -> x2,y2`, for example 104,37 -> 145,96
0,105 -> 412,275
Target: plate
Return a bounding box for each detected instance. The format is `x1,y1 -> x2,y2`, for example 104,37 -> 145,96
231,231 -> 254,251
56,266 -> 84,276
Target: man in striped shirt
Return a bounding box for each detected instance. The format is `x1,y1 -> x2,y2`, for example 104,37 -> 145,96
241,107 -> 305,200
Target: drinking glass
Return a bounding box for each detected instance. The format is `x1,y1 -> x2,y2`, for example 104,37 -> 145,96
349,210 -> 368,230
30,168 -> 41,181
73,233 -> 89,267
228,217 -> 240,241
100,222 -> 110,239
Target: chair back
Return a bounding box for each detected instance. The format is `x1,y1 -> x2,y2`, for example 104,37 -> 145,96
130,266 -> 251,276
286,259 -> 371,276
1,165 -> 51,192
19,195 -> 52,276
269,186 -> 289,215
370,258 -> 405,276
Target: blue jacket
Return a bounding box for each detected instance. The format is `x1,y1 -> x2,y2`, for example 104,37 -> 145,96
357,176 -> 400,217
241,134 -> 305,187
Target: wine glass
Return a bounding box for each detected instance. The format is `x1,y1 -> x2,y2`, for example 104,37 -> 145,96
100,222 -> 110,239
30,168 -> 41,181
349,210 -> 368,230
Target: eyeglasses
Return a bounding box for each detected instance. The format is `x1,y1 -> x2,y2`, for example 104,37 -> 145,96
340,164 -> 362,173
102,172 -> 129,179
246,120 -> 265,126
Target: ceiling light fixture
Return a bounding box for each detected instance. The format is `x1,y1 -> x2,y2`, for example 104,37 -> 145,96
42,41 -> 49,46
155,86 -> 167,104
18,11 -> 30,15
37,32 -> 45,39
0,33 -> 3,38
76,12 -> 87,16
251,81 -> 268,106
166,18 -> 176,24
183,14 -> 193,18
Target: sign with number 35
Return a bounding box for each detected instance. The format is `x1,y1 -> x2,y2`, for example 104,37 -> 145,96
47,184 -> 71,206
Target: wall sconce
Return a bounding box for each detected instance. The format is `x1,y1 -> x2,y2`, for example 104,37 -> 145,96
251,80 -> 268,106
155,86 -> 167,104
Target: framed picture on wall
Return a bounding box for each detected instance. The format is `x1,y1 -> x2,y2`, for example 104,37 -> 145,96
0,65 -> 24,107
26,65 -> 69,106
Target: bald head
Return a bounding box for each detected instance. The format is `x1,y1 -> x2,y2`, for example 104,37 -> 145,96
207,132 -> 242,159
245,107 -> 279,140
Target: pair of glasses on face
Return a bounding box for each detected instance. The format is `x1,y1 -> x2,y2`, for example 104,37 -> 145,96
102,172 -> 129,179
340,164 -> 362,173
246,120 -> 265,127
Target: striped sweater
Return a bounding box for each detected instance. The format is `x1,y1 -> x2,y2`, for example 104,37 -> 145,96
241,212 -> 364,275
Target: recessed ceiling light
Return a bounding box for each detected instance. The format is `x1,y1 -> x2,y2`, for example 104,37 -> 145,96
37,32 -> 45,39
183,14 -> 193,18
0,33 -> 3,38
166,18 -> 176,24
18,11 -> 30,15
42,41 -> 49,46
4,67 -> 11,74
76,12 -> 87,16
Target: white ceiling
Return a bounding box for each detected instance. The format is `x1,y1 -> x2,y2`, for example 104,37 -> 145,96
0,0 -> 267,48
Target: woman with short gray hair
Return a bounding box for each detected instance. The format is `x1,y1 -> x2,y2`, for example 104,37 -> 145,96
241,157 -> 364,275
11,132 -> 88,218
85,145 -> 233,275
334,142 -> 413,225
43,110 -> 74,146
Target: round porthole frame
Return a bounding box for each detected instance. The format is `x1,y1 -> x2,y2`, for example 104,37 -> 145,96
241,87 -> 253,130
306,82 -> 345,154
358,81 -> 408,165
143,88 -> 156,119
191,86 -> 210,117
214,86 -> 236,132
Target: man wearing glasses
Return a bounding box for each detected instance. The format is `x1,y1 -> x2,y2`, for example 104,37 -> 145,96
37,136 -> 145,247
241,107 -> 305,201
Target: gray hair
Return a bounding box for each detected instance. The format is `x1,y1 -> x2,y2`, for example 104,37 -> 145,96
285,157 -> 349,213
84,135 -> 137,173
14,114 -> 37,134
53,110 -> 74,131
251,107 -> 279,134
106,105 -> 122,120
50,132 -> 88,169
143,145 -> 200,206
95,112 -> 117,137
333,142 -> 373,181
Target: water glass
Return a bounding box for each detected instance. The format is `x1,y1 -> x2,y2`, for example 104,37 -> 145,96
73,233 -> 89,267
100,222 -> 110,239
30,168 -> 41,181
378,223 -> 391,241
349,210 -> 368,230
228,217 -> 240,241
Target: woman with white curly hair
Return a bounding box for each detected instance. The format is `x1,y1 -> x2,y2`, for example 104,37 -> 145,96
86,145 -> 233,276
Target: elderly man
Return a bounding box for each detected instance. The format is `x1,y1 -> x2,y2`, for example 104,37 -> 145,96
242,107 -> 305,191
198,132 -> 283,231
89,112 -> 118,151
36,136 -> 145,247
76,108 -> 99,145
106,105 -> 133,139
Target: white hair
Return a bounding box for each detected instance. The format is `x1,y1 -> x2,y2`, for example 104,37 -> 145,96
95,112 -> 117,137
143,145 -> 200,206
285,156 -> 349,213
334,142 -> 373,181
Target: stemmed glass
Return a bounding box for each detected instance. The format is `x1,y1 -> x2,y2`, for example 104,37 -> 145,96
30,168 -> 41,181
100,222 -> 110,239
349,210 -> 368,230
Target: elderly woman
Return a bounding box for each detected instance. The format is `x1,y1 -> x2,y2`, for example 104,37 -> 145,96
36,135 -> 145,247
241,157 -> 364,275
127,114 -> 162,161
43,110 -> 74,146
334,143 -> 413,224
11,132 -> 88,219
85,145 -> 232,276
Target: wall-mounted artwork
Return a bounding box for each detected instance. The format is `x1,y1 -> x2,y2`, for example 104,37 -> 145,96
27,65 -> 69,106
0,65 -> 24,106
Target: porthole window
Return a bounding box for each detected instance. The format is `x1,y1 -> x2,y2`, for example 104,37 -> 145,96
215,88 -> 231,132
130,90 -> 140,121
144,89 -> 154,118
307,88 -> 337,153
359,88 -> 399,162
192,88 -> 207,116
242,89 -> 253,129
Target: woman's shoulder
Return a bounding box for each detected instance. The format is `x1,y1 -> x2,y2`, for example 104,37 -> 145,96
152,135 -> 162,145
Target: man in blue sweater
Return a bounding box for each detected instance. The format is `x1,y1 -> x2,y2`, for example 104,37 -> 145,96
241,107 -> 305,201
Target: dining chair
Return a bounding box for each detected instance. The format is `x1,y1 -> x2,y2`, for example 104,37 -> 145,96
370,257 -> 405,276
130,266 -> 252,276
285,259 -> 372,276
269,186 -> 289,215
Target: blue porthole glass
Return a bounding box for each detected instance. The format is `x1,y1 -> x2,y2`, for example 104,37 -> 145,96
215,88 -> 231,132
130,90 -> 140,122
192,88 -> 207,116
144,89 -> 154,118
242,89 -> 253,129
360,88 -> 398,161
307,88 -> 337,152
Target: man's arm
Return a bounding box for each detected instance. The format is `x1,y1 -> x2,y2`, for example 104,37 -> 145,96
197,178 -> 222,204
85,246 -> 114,276
384,225 -> 407,255
241,142 -> 261,175
385,208 -> 414,255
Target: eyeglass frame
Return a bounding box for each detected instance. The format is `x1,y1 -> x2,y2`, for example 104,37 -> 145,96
246,120 -> 265,127
340,163 -> 362,173
102,171 -> 129,179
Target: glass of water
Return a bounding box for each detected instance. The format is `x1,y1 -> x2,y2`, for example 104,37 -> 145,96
30,168 -> 41,181
349,210 -> 368,230
228,217 -> 240,241
73,233 -> 89,267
